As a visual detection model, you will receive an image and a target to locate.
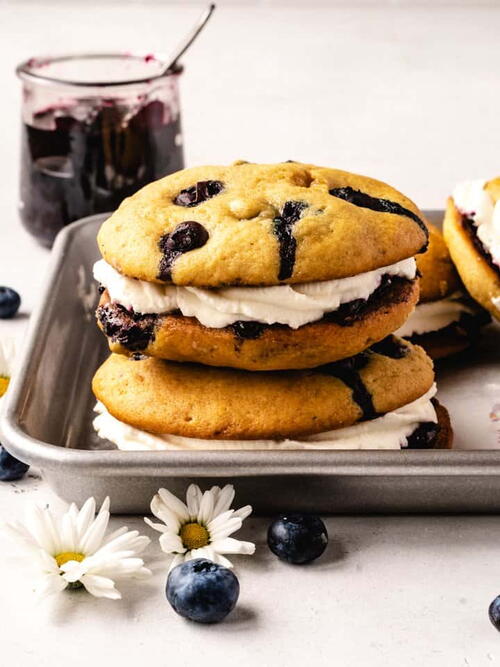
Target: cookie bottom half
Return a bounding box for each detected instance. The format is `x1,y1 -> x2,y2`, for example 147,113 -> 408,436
96,276 -> 419,370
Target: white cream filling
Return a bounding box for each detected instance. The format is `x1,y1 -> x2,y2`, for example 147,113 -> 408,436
93,384 -> 438,452
93,257 -> 417,329
395,292 -> 476,337
453,179 -> 500,268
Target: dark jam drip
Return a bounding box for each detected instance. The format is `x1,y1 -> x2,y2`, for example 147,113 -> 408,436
97,303 -> 158,351
329,186 -> 428,251
370,335 -> 408,359
316,335 -> 413,421
273,201 -> 308,281
461,216 -> 500,278
157,221 -> 209,281
230,321 -> 267,339
319,354 -> 376,421
173,180 -> 224,207
405,422 -> 440,449
20,101 -> 184,248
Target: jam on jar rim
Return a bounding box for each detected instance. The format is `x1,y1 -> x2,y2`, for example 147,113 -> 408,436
16,52 -> 183,88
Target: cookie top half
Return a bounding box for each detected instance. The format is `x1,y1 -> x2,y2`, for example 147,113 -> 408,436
98,162 -> 428,287
92,337 -> 434,440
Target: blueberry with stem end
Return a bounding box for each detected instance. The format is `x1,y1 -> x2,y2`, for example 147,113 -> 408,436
166,558 -> 239,623
267,513 -> 328,564
0,447 -> 29,481
0,287 -> 21,319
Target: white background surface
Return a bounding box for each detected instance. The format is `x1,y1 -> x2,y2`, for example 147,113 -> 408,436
1,1 -> 500,665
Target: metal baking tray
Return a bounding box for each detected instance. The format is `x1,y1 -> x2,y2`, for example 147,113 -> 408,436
1,212 -> 499,514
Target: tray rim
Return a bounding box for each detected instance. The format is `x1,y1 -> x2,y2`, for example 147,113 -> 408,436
2,212 -> 500,479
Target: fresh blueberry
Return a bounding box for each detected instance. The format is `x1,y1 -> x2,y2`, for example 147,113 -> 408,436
0,287 -> 21,319
0,447 -> 29,481
267,513 -> 328,564
489,595 -> 500,630
166,558 -> 239,623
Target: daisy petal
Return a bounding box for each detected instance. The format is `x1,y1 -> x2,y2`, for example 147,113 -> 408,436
212,485 -> 235,516
36,573 -> 68,598
168,553 -> 184,572
233,505 -> 253,521
76,497 -> 97,540
211,537 -> 256,555
186,484 -> 202,518
157,489 -> 189,522
197,490 -> 215,525
143,517 -> 170,534
150,496 -> 182,531
79,506 -> 110,555
159,532 -> 185,555
212,553 -> 233,569
80,574 -> 121,600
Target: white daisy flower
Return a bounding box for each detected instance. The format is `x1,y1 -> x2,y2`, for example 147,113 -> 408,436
6,496 -> 151,599
145,484 -> 255,571
0,337 -> 17,399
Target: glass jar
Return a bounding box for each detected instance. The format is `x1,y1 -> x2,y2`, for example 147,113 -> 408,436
17,53 -> 184,247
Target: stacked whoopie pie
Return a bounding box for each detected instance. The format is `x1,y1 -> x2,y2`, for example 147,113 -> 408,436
92,162 -> 452,451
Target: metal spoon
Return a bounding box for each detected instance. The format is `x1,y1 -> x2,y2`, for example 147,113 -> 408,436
162,3 -> 216,74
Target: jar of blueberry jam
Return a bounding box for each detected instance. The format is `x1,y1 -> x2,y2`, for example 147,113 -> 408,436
17,53 -> 184,247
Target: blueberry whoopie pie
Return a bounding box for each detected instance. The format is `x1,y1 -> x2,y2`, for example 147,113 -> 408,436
443,177 -> 500,321
396,223 -> 490,358
94,161 -> 429,370
92,337 -> 452,452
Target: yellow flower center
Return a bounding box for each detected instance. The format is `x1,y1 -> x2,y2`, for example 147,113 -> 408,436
180,522 -> 210,550
55,552 -> 85,568
0,376 -> 10,398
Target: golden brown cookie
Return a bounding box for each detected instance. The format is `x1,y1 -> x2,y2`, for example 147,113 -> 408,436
96,275 -> 419,370
92,337 -> 435,440
443,191 -> 500,320
97,162 -> 428,287
417,223 -> 461,302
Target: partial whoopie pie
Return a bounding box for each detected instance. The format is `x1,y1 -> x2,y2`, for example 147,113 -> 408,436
396,223 -> 490,359
443,177 -> 500,321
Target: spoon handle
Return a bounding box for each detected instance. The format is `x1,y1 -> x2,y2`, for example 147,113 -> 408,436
164,3 -> 216,74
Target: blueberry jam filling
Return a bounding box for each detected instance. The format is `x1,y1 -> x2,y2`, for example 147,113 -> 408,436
228,276 -> 414,340
407,310 -> 491,346
370,334 -> 408,359
157,221 -> 209,281
173,180 -> 224,207
323,275 -> 412,327
461,216 -> 500,277
319,354 -> 376,421
405,421 -> 440,449
329,186 -> 428,252
230,321 -> 267,340
273,200 -> 308,281
97,303 -> 158,351
20,100 -> 183,248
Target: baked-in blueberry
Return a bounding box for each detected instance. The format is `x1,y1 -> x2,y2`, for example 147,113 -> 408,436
0,287 -> 21,319
0,447 -> 29,481
166,558 -> 239,623
174,180 -> 224,207
158,221 -> 209,281
489,596 -> 500,630
267,513 -> 328,564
